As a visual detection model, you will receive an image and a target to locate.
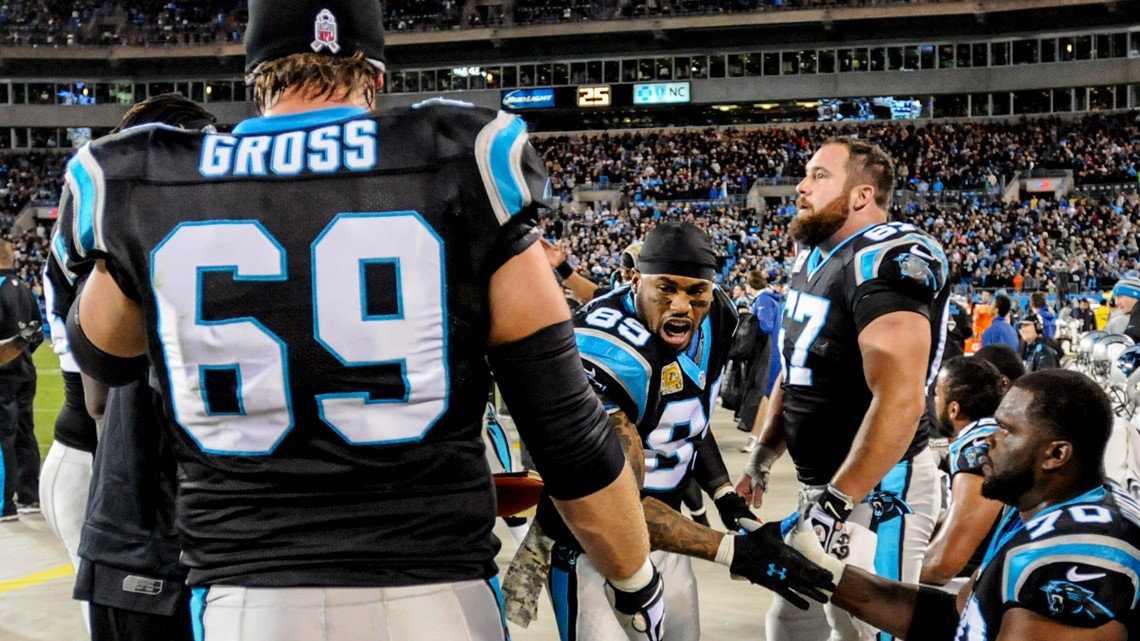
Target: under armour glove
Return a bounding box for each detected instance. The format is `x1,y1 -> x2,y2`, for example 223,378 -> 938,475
713,486 -> 759,532
805,484 -> 855,560
718,522 -> 835,610
605,563 -> 665,641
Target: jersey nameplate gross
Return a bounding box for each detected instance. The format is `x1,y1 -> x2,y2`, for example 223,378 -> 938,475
661,362 -> 684,395
199,120 -> 378,178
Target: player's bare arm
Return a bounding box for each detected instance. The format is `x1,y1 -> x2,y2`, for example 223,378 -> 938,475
920,472 -> 1003,585
488,242 -> 651,582
607,406 -> 722,558
831,310 -> 930,501
76,261 -> 146,358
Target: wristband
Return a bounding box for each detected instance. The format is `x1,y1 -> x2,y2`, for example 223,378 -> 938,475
555,261 -> 575,281
714,534 -> 735,567
713,485 -> 735,501
610,557 -> 654,592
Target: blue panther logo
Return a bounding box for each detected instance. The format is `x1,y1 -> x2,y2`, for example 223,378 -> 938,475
864,490 -> 914,524
960,440 -> 989,470
895,252 -> 937,288
1040,581 -> 1114,621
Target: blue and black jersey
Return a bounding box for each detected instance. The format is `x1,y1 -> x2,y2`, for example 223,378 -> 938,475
780,222 -> 950,485
958,482 -> 1140,639
58,101 -> 550,588
537,285 -> 736,549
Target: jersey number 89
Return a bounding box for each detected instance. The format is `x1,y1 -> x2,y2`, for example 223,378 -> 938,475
151,212 -> 447,455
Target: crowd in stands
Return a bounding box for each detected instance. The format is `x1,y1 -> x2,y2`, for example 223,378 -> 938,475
0,110 -> 1138,303
0,0 -> 959,42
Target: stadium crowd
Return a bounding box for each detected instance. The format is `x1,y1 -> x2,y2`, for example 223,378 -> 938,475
0,0 -> 963,43
0,111 -> 1137,297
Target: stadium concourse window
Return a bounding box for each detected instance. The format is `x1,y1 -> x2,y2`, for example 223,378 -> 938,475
28,84 -> 54,105
933,94 -> 968,119
1041,38 -> 1057,63
1053,88 -> 1073,112
970,93 -> 990,117
1012,39 -> 1038,65
938,44 -> 954,69
0,84 -> 8,105
1089,86 -> 1115,110
992,92 -> 1012,115
1014,90 -> 1051,115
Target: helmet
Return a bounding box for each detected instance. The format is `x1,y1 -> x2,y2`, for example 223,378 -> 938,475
1079,330 -> 1108,358
1092,334 -> 1134,367
1112,345 -> 1140,390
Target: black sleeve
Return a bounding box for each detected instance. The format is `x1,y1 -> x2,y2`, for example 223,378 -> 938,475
1124,305 -> 1140,343
691,429 -> 731,493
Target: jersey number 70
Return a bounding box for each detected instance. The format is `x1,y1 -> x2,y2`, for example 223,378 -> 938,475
151,211 -> 447,455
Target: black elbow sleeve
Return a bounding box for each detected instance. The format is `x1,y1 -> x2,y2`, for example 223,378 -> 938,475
66,299 -> 147,387
906,586 -> 960,641
488,321 -> 626,500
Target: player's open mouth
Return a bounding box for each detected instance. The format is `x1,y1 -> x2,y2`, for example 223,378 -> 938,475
661,318 -> 693,346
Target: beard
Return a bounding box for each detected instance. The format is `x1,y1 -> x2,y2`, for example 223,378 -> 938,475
980,457 -> 1036,504
934,406 -> 955,438
789,193 -> 850,247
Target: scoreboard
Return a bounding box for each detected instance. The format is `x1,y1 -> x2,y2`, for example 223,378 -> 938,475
502,81 -> 690,111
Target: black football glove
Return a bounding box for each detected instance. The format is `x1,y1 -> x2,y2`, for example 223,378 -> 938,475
606,564 -> 665,641
15,320 -> 41,347
805,484 -> 855,560
729,521 -> 835,610
714,490 -> 758,532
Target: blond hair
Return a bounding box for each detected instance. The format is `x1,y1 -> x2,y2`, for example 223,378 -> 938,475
250,51 -> 379,113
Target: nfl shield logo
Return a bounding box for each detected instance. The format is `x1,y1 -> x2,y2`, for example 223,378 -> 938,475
311,9 -> 341,54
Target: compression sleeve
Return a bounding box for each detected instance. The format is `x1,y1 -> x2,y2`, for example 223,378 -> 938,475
905,586 -> 960,641
488,320 -> 627,501
692,429 -> 732,493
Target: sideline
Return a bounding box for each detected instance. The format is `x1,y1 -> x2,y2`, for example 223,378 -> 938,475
0,564 -> 73,594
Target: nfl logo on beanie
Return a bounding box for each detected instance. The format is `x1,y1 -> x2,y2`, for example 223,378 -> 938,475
312,9 -> 341,54
244,0 -> 386,75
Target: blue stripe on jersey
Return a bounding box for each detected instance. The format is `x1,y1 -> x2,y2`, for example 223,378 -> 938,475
0,437 -> 6,516
874,459 -> 910,641
231,107 -> 367,135
67,156 -> 98,256
948,418 -> 998,476
1004,538 -> 1140,606
550,562 -> 572,641
808,223 -> 878,280
576,332 -> 650,423
486,418 -> 513,473
489,117 -> 529,217
190,586 -> 208,641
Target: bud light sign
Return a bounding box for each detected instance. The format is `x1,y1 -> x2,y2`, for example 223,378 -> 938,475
502,88 -> 556,110
633,82 -> 691,105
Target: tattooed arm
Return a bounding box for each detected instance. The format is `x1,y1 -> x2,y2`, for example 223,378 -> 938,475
608,408 -> 725,561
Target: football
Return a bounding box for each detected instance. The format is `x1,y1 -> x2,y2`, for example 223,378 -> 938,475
493,470 -> 545,517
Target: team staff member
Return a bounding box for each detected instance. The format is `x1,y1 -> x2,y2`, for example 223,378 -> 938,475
789,369 -> 1140,641
0,239 -> 43,522
738,137 -> 947,641
60,1 -> 664,638
533,222 -> 832,641
920,357 -> 1005,589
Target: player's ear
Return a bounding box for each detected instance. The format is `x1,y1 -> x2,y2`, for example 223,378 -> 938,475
851,184 -> 875,211
1041,440 -> 1074,471
947,400 -> 960,421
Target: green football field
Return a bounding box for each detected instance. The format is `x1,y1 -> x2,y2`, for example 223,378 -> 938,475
32,346 -> 64,460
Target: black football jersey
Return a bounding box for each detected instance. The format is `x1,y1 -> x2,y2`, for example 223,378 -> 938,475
947,417 -> 1000,577
780,222 -> 950,485
537,285 -> 737,547
958,482 -> 1140,640
58,101 -> 550,587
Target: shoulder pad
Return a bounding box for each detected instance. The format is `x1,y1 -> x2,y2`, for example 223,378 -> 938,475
853,227 -> 947,300
948,418 -> 996,476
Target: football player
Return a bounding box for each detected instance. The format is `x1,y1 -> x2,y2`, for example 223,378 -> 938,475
788,370 -> 1140,641
920,357 -> 1006,591
737,137 -> 948,641
58,1 -> 662,639
530,221 -> 833,640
